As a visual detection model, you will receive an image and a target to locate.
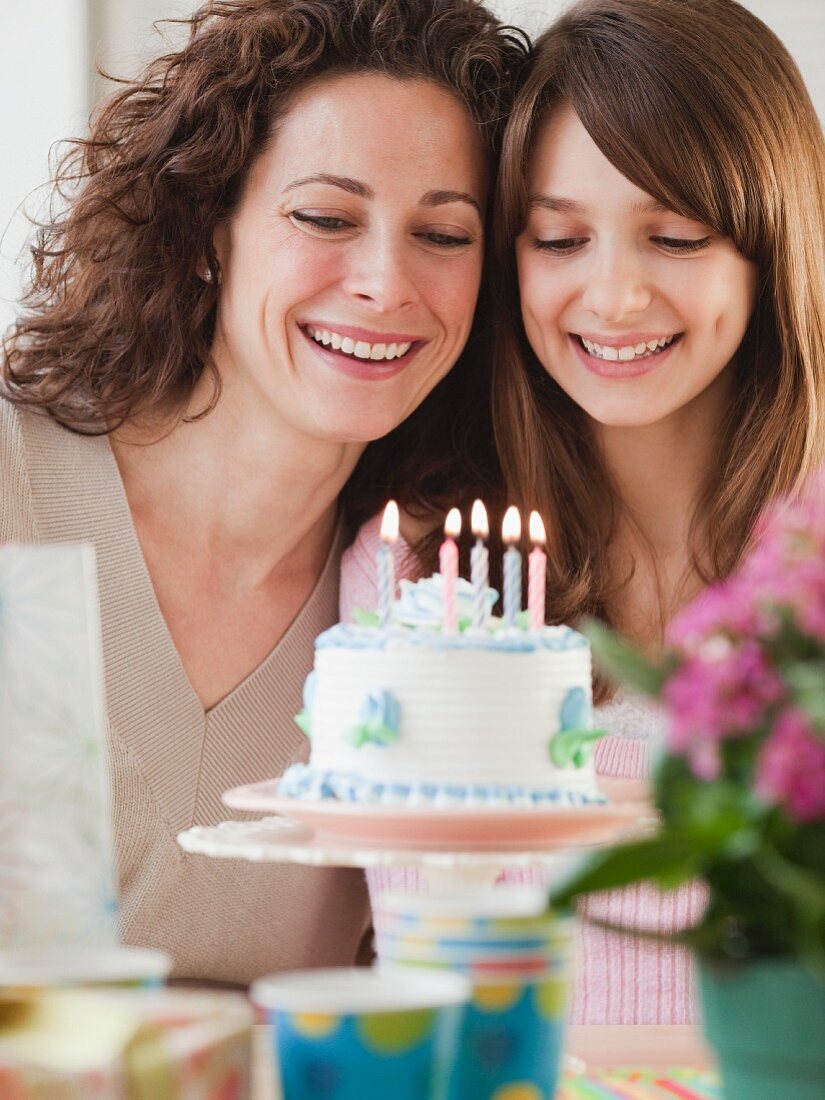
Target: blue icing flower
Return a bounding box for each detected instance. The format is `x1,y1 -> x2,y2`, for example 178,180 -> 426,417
559,686 -> 591,731
394,575 -> 498,629
346,689 -> 402,749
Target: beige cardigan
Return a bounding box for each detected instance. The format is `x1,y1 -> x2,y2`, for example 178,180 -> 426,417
0,398 -> 371,983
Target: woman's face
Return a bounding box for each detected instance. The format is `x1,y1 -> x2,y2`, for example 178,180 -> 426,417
212,72 -> 486,444
516,106 -> 758,430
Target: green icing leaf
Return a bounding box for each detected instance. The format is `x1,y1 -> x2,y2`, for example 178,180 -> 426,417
549,727 -> 608,768
346,719 -> 399,749
352,608 -> 380,627
294,710 -> 312,738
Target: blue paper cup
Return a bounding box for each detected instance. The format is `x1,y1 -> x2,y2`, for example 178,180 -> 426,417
448,971 -> 570,1100
251,967 -> 471,1100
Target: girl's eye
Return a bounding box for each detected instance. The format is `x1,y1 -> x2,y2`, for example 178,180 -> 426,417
290,211 -> 353,232
532,237 -> 588,254
418,231 -> 474,249
653,235 -> 711,253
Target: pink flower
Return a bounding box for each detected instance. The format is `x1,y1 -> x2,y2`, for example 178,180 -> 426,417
663,641 -> 785,778
667,579 -> 776,654
756,708 -> 825,823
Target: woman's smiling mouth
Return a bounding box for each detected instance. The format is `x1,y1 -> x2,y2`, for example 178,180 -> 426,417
300,322 -> 425,379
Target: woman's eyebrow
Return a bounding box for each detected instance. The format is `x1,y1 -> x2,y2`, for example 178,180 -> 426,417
282,176 -> 481,216
283,174 -> 372,197
420,189 -> 482,216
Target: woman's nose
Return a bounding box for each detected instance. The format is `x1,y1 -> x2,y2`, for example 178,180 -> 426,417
342,235 -> 419,313
579,246 -> 652,322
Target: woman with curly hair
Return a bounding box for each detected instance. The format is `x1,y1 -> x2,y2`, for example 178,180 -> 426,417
0,0 -> 527,982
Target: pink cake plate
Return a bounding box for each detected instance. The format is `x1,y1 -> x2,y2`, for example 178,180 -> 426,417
220,776 -> 652,852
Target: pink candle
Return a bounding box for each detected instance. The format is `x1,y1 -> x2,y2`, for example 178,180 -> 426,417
528,510 -> 547,632
377,500 -> 399,629
440,507 -> 461,633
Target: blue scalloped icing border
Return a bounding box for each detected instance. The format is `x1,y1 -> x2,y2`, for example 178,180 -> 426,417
278,763 -> 606,806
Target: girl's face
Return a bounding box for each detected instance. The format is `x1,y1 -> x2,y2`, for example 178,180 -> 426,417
516,106 -> 758,430
212,72 -> 486,445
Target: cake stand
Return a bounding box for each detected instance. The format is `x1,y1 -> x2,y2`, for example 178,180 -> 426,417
177,778 -> 653,890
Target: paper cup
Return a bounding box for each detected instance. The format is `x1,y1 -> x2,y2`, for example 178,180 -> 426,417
0,945 -> 172,997
448,972 -> 571,1100
251,967 -> 471,1100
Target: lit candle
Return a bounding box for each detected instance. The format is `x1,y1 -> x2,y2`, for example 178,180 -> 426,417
470,499 -> 489,630
528,511 -> 547,632
440,507 -> 461,634
377,500 -> 399,629
502,506 -> 522,629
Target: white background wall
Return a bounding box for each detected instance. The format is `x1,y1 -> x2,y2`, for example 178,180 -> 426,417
2,0 -> 823,334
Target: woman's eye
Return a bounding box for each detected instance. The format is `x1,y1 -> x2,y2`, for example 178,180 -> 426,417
418,231 -> 474,249
653,235 -> 711,253
532,237 -> 588,254
290,211 -> 353,232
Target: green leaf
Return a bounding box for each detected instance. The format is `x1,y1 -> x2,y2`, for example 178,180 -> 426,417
550,834 -> 700,908
581,619 -> 671,696
783,661 -> 825,734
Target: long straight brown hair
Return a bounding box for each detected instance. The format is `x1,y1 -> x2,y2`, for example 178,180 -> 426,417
493,0 -> 825,672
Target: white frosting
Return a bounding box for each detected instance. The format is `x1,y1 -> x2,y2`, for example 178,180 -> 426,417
303,635 -> 598,801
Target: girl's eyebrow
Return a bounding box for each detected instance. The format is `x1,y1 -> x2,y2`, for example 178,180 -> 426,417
528,193 -> 673,217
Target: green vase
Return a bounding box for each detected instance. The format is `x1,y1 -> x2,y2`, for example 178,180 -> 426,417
699,958 -> 825,1100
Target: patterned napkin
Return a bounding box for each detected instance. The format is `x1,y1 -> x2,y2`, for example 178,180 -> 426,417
557,1067 -> 722,1099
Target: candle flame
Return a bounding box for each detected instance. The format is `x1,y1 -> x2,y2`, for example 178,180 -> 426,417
502,505 -> 521,544
529,511 -> 546,545
471,499 -> 489,539
445,507 -> 462,539
380,500 -> 400,543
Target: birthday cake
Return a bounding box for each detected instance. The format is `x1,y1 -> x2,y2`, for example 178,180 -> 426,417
279,576 -> 605,808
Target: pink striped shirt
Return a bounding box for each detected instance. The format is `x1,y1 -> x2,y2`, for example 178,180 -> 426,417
341,515 -> 703,1025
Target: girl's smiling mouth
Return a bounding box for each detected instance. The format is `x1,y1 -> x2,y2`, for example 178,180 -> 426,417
571,331 -> 684,377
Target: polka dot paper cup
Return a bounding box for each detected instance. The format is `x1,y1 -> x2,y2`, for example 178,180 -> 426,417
447,972 -> 570,1100
251,966 -> 471,1100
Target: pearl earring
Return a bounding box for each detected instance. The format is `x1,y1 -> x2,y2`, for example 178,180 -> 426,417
202,265 -> 215,283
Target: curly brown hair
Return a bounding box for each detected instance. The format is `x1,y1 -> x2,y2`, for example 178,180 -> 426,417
2,0 -> 528,528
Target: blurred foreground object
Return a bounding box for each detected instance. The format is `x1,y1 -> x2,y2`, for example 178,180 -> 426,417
0,544 -> 118,946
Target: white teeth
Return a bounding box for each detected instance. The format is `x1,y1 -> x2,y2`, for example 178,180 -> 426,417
580,334 -> 677,363
306,326 -> 413,362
